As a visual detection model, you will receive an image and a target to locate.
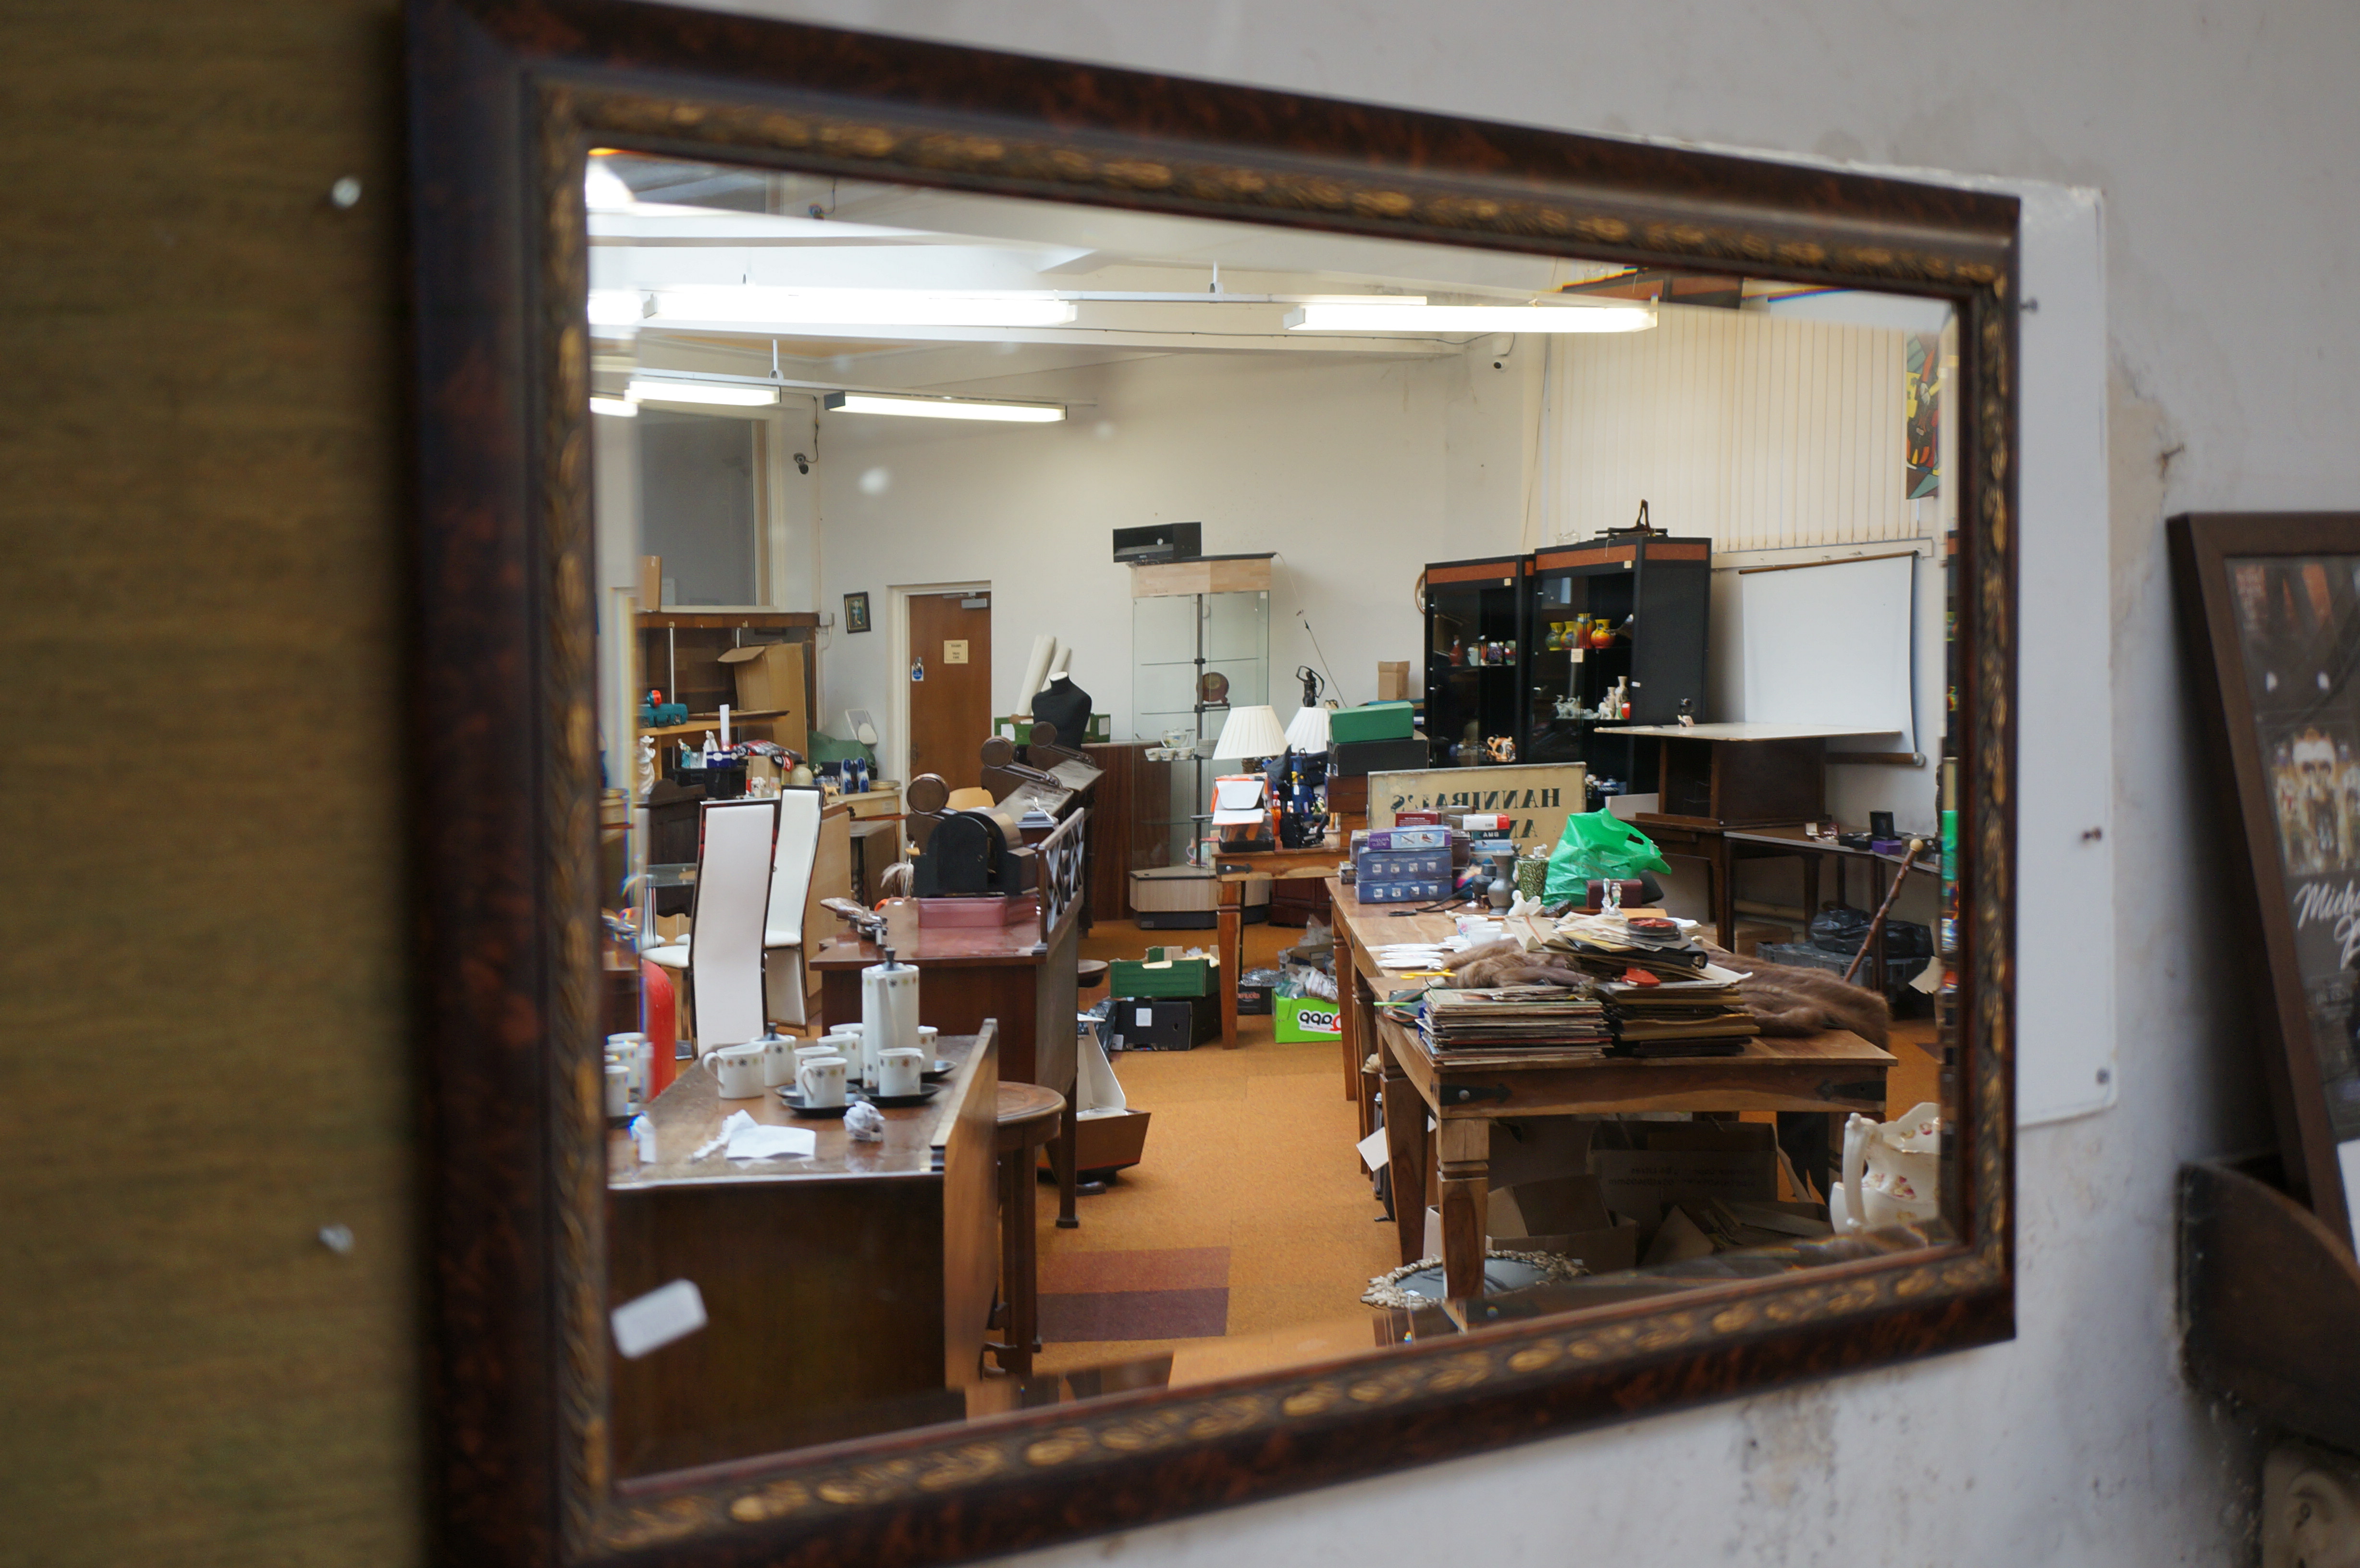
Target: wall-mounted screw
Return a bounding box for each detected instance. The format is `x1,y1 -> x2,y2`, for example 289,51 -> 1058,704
319,1224 -> 356,1254
2095,1067 -> 2113,1087
330,177 -> 363,209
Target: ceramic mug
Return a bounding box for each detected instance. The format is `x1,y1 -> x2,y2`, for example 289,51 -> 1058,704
711,1042 -> 766,1100
760,1032 -> 799,1088
603,1063 -> 633,1118
792,1042 -> 838,1075
917,1024 -> 939,1061
878,1046 -> 924,1098
796,1053 -> 849,1109
820,1028 -> 866,1083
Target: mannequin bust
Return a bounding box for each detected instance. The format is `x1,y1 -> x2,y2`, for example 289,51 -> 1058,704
1030,672 -> 1091,748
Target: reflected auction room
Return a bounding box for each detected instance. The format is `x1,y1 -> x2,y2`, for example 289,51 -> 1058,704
585,144 -> 1971,1474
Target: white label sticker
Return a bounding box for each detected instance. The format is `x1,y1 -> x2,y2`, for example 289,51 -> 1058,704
611,1279 -> 708,1359
1136,1007 -> 1155,1029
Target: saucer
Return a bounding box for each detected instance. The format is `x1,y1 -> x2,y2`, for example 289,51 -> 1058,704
776,1088 -> 853,1117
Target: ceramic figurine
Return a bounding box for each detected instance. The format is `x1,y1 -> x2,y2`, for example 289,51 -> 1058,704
1837,1102 -> 1942,1233
635,734 -> 657,797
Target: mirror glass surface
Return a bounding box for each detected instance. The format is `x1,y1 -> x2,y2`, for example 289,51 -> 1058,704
587,150 -> 1962,1483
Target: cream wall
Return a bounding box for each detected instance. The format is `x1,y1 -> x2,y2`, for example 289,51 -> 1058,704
813,343 -> 1532,762
692,0 -> 2349,1563
12,2 -> 2348,1566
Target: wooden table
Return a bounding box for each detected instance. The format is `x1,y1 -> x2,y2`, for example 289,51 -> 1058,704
1326,885 -> 1894,1301
1212,837 -> 1346,1048
811,894 -> 1083,1226
605,1028 -> 998,1476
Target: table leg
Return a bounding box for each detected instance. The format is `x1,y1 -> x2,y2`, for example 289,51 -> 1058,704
1712,833 -> 1735,950
1380,1048 -> 1426,1266
1051,1103 -> 1080,1229
1437,1118 -> 1490,1301
1217,881 -> 1243,1049
1007,1149 -> 1040,1378
1338,934 -> 1363,1101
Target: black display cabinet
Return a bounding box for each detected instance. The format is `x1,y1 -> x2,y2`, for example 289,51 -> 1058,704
1524,534 -> 1712,796
1421,554 -> 1531,767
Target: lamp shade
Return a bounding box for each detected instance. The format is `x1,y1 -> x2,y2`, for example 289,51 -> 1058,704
1283,702 -> 1332,754
1212,704 -> 1290,761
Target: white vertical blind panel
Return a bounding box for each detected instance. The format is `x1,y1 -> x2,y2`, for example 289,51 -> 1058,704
1548,308 -> 1910,551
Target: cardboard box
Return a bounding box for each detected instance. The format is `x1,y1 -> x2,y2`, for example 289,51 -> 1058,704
1275,996 -> 1343,1042
1588,1122 -> 1780,1241
1330,701 -> 1417,745
1330,736 -> 1432,776
1109,996 -> 1216,1051
1040,1107 -> 1152,1176
717,641 -> 804,712
1110,947 -> 1214,999
1420,1176 -> 1643,1274
1131,866 -> 1267,930
638,554 -> 664,609
1377,661 -> 1411,703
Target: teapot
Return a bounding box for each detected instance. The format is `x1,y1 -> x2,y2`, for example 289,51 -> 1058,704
1835,1101 -> 1941,1233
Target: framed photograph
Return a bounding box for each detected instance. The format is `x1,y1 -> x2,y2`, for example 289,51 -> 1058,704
843,590 -> 871,634
2173,513 -> 2360,1251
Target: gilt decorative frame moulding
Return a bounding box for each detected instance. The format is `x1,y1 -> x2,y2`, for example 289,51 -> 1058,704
407,2 -> 2018,1563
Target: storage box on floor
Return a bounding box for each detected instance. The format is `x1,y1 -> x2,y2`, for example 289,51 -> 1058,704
1407,1118 -> 1828,1274
1129,865 -> 1268,930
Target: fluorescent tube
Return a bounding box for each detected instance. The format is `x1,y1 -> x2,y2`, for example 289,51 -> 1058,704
651,287 -> 1077,329
1285,301 -> 1655,333
626,379 -> 780,408
824,392 -> 1064,423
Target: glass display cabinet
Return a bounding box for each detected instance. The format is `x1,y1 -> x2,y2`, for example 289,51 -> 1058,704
1130,553 -> 1273,863
1421,553 -> 1531,767
1525,534 -> 1712,796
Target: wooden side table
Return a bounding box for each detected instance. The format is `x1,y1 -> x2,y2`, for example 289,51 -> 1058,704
1212,838 -> 1345,1048
991,1082 -> 1067,1379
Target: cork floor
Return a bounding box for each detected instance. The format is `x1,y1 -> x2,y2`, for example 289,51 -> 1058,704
1025,913 -> 1945,1385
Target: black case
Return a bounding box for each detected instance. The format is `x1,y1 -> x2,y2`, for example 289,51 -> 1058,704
1328,736 -> 1433,776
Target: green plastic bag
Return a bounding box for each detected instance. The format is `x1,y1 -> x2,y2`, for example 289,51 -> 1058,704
1543,810 -> 1671,903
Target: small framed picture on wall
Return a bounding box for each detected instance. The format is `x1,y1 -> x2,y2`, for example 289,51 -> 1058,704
844,591 -> 871,634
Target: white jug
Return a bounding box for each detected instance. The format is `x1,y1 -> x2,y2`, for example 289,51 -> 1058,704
1836,1101 -> 1942,1234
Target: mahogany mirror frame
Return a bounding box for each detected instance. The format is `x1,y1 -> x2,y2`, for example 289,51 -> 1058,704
405,1 -> 2020,1561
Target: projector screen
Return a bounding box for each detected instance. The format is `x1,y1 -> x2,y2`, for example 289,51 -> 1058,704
1737,553 -> 1916,746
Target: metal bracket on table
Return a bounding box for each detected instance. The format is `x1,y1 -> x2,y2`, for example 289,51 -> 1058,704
1438,1082 -> 1512,1107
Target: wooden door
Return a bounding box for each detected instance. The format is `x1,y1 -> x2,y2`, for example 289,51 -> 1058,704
906,590 -> 992,791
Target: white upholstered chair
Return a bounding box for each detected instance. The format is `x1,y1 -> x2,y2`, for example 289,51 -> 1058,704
644,796 -> 777,1056
761,785 -> 824,1027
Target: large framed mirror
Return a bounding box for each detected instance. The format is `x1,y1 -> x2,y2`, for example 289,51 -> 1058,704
408,2 -> 2016,1561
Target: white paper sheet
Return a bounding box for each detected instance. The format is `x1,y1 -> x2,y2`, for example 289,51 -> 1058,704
1356,1127 -> 1390,1173
718,1109 -> 817,1161
611,1279 -> 708,1359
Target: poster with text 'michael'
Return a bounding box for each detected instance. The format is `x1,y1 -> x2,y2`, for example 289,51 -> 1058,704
2233,554 -> 2360,1247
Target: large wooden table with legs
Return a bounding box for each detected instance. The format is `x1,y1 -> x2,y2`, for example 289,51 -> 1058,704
1326,883 -> 1895,1301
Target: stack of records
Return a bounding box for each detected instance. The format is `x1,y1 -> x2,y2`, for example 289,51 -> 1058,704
1420,986 -> 1609,1062
1544,912 -> 1713,982
1596,971 -> 1758,1057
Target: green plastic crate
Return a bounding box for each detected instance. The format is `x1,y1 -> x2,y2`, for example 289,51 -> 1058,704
1329,701 -> 1416,745
1109,947 -> 1215,999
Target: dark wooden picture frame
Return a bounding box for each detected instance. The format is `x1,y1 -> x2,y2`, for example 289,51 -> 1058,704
406,1 -> 2020,1563
2172,513 -> 2360,1250
844,591 -> 871,635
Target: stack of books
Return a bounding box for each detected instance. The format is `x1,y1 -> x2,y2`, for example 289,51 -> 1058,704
1595,972 -> 1759,1057
1543,912 -> 1713,982
1420,986 -> 1610,1063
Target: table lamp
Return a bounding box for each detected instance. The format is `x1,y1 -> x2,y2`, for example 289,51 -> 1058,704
1212,703 -> 1289,763
1282,701 -> 1331,755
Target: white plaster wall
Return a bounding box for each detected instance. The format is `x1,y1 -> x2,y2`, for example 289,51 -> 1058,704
815,344 -> 1527,760
673,0 -> 2360,1559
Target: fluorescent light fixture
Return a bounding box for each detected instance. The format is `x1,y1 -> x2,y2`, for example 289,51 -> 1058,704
626,378 -> 780,408
651,286 -> 1077,329
583,158 -> 637,212
587,290 -> 644,327
824,392 -> 1064,424
590,396 -> 638,418
1285,300 -> 1655,333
